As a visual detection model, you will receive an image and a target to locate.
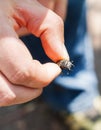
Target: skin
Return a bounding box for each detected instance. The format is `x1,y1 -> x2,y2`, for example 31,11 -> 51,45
37,0 -> 67,20
0,0 -> 69,106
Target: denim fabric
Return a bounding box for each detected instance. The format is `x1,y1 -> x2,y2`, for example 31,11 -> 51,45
21,0 -> 100,113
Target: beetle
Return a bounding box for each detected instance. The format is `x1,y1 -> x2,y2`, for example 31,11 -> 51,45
57,59 -> 73,70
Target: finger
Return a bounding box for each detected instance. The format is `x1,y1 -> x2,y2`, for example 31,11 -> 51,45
14,0 -> 69,62
0,72 -> 42,107
7,60 -> 61,89
16,61 -> 61,88
54,0 -> 68,20
37,0 -> 68,20
37,0 -> 55,10
7,86 -> 42,106
0,17 -> 61,89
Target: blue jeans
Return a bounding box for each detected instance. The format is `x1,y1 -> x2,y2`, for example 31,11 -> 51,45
21,0 -> 99,113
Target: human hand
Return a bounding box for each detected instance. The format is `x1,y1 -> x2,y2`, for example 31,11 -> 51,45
37,0 -> 68,20
0,0 -> 69,106
18,0 -> 68,35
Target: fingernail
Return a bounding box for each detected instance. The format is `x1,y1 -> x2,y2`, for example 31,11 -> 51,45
62,44 -> 70,60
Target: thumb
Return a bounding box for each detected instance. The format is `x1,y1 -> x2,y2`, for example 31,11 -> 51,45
15,0 -> 69,62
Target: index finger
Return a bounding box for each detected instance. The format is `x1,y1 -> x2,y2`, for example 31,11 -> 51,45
14,0 -> 69,62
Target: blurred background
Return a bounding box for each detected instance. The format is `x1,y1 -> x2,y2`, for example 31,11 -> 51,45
87,0 -> 101,89
0,0 -> 101,130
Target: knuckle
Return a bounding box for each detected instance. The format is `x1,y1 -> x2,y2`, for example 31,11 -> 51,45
10,68 -> 30,85
44,10 -> 64,30
51,14 -> 63,28
47,14 -> 64,34
56,15 -> 64,27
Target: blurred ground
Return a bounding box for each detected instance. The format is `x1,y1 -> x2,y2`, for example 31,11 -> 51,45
0,100 -> 68,130
0,1 -> 101,130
